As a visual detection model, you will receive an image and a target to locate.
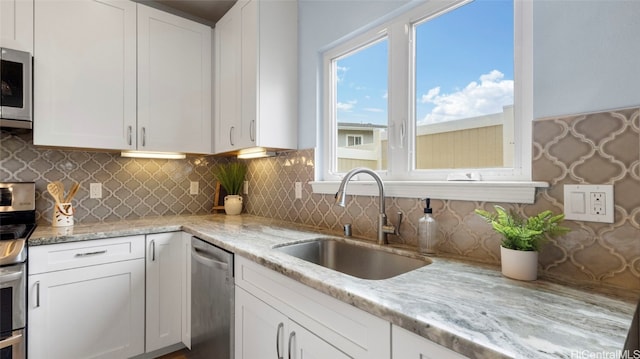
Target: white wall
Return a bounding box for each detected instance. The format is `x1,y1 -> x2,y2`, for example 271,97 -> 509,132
533,0 -> 640,119
298,0 -> 640,149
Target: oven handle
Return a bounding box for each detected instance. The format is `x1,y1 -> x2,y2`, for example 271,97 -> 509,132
0,270 -> 23,284
0,332 -> 23,350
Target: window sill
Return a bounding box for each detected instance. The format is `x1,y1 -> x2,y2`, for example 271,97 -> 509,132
310,180 -> 549,204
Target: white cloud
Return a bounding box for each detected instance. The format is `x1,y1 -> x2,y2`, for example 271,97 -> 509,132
364,108 -> 384,113
419,70 -> 513,125
337,100 -> 357,112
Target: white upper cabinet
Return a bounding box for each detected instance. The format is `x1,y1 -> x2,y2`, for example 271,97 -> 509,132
214,0 -> 298,154
33,0 -> 212,154
137,4 -> 212,154
0,0 -> 33,52
33,0 -> 137,150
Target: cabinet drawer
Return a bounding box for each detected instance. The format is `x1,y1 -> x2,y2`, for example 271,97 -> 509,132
29,236 -> 145,274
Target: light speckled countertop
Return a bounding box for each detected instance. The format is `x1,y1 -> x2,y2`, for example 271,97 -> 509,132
30,214 -> 639,358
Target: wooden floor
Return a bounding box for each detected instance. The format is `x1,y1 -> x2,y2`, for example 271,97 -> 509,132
157,348 -> 190,359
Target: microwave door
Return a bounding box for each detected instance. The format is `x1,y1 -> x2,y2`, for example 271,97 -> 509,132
0,48 -> 31,127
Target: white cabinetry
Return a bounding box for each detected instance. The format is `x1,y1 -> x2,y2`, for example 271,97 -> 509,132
392,325 -> 469,359
33,0 -> 137,150
33,0 -> 212,154
137,4 -> 212,154
235,256 -> 389,359
236,287 -> 350,359
28,236 -> 146,359
0,0 -> 33,52
145,232 -> 184,352
214,0 -> 297,154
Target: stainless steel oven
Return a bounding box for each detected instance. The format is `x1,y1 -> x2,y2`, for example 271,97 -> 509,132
0,182 -> 35,359
0,48 -> 32,129
0,263 -> 26,358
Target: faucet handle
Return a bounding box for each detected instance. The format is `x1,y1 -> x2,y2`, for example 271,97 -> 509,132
394,211 -> 403,236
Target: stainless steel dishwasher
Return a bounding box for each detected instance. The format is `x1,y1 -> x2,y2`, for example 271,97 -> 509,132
189,237 -> 234,359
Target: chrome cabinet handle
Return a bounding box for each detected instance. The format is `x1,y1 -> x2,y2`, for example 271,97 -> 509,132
74,250 -> 107,257
276,322 -> 284,359
151,240 -> 156,261
230,126 -> 235,146
128,125 -> 132,146
0,332 -> 23,350
250,120 -> 255,142
287,331 -> 296,359
35,281 -> 40,308
142,127 -> 146,147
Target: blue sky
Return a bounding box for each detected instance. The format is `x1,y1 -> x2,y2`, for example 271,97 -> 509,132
336,0 -> 514,126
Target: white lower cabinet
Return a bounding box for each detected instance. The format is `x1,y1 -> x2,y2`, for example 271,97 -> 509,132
28,236 -> 146,359
145,232 -> 184,352
28,233 -> 191,359
392,325 -> 469,359
235,256 -> 390,359
236,287 -> 350,359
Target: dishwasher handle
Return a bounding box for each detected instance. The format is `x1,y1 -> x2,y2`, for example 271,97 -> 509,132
191,244 -> 230,272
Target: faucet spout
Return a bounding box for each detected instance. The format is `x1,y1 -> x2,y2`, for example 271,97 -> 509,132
335,167 -> 394,245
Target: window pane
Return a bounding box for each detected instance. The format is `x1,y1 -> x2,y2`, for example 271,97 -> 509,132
335,38 -> 388,173
414,0 -> 514,170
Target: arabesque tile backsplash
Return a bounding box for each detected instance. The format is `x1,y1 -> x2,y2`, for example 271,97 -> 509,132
1,107 -> 639,290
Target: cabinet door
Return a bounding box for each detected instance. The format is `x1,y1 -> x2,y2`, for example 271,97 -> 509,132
146,232 -> 183,352
137,4 -> 212,154
238,0 -> 257,149
213,2 -> 241,153
236,287 -> 351,359
392,325 -> 469,359
0,0 -> 33,52
33,0 -> 137,150
235,286 -> 284,358
181,232 -> 192,349
288,321 -> 352,359
28,259 -> 145,359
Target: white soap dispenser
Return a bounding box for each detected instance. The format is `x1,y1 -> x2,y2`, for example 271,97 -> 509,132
418,198 -> 439,254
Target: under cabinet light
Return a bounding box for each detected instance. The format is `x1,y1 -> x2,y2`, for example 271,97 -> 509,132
120,151 -> 186,159
237,148 -> 276,159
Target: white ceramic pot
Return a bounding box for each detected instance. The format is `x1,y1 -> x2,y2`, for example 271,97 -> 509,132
500,246 -> 538,281
224,195 -> 243,215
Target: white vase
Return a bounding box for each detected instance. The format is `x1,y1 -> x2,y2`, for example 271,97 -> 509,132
500,246 -> 538,281
224,195 -> 243,215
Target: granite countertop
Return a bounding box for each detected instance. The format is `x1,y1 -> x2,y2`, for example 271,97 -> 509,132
30,214 -> 639,358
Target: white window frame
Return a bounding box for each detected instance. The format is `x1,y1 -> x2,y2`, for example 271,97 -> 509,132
346,134 -> 364,147
312,0 -> 547,204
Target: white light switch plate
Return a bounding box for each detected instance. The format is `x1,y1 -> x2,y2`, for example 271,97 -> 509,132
90,183 -> 102,199
563,184 -> 614,223
189,181 -> 199,195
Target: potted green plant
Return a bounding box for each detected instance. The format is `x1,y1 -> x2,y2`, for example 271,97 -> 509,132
213,162 -> 247,215
475,205 -> 570,281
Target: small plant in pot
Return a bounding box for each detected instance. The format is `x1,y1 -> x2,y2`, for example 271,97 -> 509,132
213,162 -> 247,215
475,205 -> 570,281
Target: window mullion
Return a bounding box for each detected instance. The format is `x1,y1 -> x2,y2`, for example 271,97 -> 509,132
387,21 -> 410,179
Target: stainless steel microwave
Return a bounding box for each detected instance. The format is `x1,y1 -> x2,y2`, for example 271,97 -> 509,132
0,48 -> 32,129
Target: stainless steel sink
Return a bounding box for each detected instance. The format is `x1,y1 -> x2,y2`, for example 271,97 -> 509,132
275,238 -> 431,280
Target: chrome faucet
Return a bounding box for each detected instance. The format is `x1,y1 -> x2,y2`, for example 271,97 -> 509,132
335,168 -> 402,245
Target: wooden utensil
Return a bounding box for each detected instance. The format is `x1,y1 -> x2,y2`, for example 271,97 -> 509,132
64,182 -> 80,203
47,182 -> 63,207
53,181 -> 64,201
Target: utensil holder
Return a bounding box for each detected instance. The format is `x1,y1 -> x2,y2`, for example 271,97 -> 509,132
53,203 -> 74,227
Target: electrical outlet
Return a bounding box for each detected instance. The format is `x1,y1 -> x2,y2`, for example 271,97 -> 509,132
295,182 -> 302,199
564,184 -> 613,223
590,192 -> 605,215
243,181 -> 249,195
89,183 -> 102,199
190,181 -> 199,195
